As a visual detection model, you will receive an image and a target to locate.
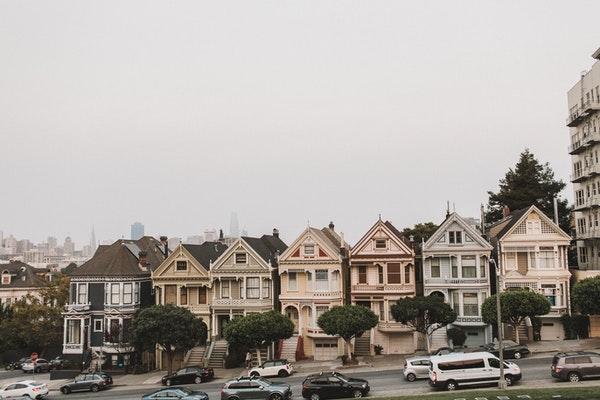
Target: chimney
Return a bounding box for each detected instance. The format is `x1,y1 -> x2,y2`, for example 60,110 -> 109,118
273,228 -> 279,238
329,221 -> 335,230
502,206 -> 511,218
160,236 -> 169,258
138,251 -> 148,269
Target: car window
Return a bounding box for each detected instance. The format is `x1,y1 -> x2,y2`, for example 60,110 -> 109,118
264,361 -> 273,367
488,358 -> 500,368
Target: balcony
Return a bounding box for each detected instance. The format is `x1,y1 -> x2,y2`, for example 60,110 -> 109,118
424,278 -> 489,286
64,303 -> 90,312
567,100 -> 600,127
573,196 -> 600,211
453,316 -> 485,326
212,298 -> 272,308
569,132 -> 600,154
571,164 -> 600,183
351,284 -> 414,294
376,322 -> 413,332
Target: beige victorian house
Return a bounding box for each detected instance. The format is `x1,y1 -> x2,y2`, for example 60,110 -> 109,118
350,218 -> 416,355
487,205 -> 572,341
278,222 -> 349,361
423,212 -> 493,348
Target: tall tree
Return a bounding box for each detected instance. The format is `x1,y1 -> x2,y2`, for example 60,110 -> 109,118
317,305 -> 379,359
571,275 -> 600,315
402,222 -> 439,244
129,304 -> 207,374
223,311 -> 294,365
486,149 -> 571,232
481,290 -> 551,343
391,296 -> 457,354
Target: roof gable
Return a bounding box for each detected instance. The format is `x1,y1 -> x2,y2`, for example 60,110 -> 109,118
351,218 -> 414,256
424,212 -> 493,252
279,226 -> 348,263
152,241 -> 228,278
211,234 -> 287,273
488,206 -> 571,244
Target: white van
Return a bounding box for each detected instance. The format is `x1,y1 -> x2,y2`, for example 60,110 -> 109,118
428,351 -> 522,391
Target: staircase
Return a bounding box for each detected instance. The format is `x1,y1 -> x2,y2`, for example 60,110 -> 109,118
279,335 -> 299,362
430,326 -> 449,351
207,339 -> 229,368
184,346 -> 206,367
354,335 -> 371,356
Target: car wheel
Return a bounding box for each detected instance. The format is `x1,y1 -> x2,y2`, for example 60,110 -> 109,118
61,387 -> 71,394
90,384 -> 99,392
445,380 -> 458,391
195,376 -> 202,384
504,375 -> 514,386
513,351 -> 522,359
278,369 -> 289,377
310,393 -> 320,400
351,389 -> 363,398
250,371 -> 260,378
406,373 -> 416,382
165,379 -> 172,386
269,393 -> 283,400
568,372 -> 582,382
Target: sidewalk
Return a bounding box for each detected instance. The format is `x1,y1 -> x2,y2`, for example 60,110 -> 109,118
48,337 -> 600,390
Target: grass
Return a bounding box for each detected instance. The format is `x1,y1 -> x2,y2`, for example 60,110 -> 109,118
374,386 -> 600,400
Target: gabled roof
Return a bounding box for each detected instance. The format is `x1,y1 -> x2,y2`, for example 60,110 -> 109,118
0,260 -> 50,288
424,212 -> 493,251
279,223 -> 349,262
486,205 -> 571,244
70,236 -> 166,278
183,242 -> 228,270
351,218 -> 413,256
241,234 -> 288,266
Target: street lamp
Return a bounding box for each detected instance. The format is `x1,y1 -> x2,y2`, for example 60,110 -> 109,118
490,258 -> 506,389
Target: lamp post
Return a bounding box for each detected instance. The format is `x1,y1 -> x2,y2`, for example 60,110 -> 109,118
490,258 -> 506,389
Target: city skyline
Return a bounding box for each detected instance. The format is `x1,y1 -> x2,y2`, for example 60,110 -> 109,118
2,2 -> 599,249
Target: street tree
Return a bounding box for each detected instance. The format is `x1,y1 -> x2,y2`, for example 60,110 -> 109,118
317,305 -> 379,359
572,275 -> 600,315
486,149 -> 571,233
391,296 -> 457,354
402,222 -> 439,245
223,311 -> 294,365
129,304 -> 207,375
481,290 -> 551,343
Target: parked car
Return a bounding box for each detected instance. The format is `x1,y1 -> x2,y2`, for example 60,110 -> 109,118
0,380 -> 48,399
482,340 -> 530,359
403,356 -> 431,382
221,376 -> 292,400
4,358 -> 27,371
97,372 -> 113,385
59,373 -> 109,394
142,387 -> 209,400
22,359 -> 52,373
49,356 -> 68,369
551,351 -> 600,382
162,366 -> 215,386
249,359 -> 294,378
302,371 -> 370,400
432,347 -> 460,356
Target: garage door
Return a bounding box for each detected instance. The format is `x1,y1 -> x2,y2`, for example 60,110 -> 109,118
388,333 -> 414,354
314,339 -> 338,361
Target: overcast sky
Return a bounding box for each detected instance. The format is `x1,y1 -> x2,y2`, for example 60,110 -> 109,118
1,1 -> 599,249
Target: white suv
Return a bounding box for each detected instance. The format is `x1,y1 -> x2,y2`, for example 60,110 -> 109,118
249,359 -> 294,378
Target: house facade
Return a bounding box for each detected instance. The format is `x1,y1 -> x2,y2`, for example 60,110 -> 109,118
0,260 -> 55,305
423,212 -> 493,348
350,218 -> 416,355
62,236 -> 167,369
278,222 -> 349,361
487,206 -> 572,341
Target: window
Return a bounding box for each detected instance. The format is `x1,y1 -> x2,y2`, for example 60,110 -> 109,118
375,239 -> 387,249
576,189 -> 585,206
77,283 -> 87,304
134,282 -> 140,303
1,272 -> 9,285
315,270 -> 328,291
246,277 -> 260,298
288,272 -> 297,291
262,279 -> 270,298
222,280 -> 230,298
526,219 -> 541,234
111,283 -> 120,304
462,256 -> 477,278
542,285 -> 557,306
538,247 -> 555,268
358,266 -> 367,284
180,286 -> 187,304
316,306 -> 328,320
431,258 -> 441,278
123,283 -> 133,304
198,287 -> 207,304
387,263 -> 401,284
452,292 -> 459,312
235,253 -> 247,264
66,319 -> 81,344
306,271 -> 312,291
451,257 -> 458,278
404,264 -> 411,284
378,265 -> 384,284
463,293 -> 479,316
449,231 -> 462,244
303,244 -> 315,256
94,319 -> 103,332
176,261 -> 187,271
378,301 -> 385,321
480,257 -> 487,278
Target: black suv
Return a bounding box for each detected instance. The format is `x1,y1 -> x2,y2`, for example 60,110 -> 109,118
302,372 -> 370,400
551,351 -> 600,382
221,376 -> 292,400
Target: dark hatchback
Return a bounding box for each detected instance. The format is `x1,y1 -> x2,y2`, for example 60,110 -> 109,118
162,366 -> 215,386
302,372 -> 370,400
482,340 -> 530,359
142,386 -> 209,400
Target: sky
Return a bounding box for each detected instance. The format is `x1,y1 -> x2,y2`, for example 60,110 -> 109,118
1,1 -> 599,249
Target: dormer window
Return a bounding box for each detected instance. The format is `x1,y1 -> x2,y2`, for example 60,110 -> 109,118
449,231 -> 462,244
235,253 -> 247,264
375,239 -> 387,249
2,270 -> 10,285
176,261 -> 187,271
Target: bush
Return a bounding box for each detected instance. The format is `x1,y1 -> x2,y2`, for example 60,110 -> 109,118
446,327 -> 467,347
560,314 -> 590,339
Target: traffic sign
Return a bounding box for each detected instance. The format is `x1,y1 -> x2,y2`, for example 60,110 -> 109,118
30,352 -> 38,362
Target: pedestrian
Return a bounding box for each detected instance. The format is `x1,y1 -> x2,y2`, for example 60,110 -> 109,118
245,351 -> 253,368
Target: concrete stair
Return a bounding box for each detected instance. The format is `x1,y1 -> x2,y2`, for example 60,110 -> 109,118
207,339 -> 228,368
280,335 -> 299,362
354,335 -> 371,356
431,326 -> 449,351
184,346 -> 206,367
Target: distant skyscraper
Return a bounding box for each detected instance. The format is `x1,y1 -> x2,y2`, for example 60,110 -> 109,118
63,236 -> 74,255
204,229 -> 217,242
90,226 -> 97,255
230,212 -> 240,238
131,222 -> 145,240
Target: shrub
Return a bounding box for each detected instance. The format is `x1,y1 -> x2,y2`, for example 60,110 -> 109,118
446,327 -> 467,347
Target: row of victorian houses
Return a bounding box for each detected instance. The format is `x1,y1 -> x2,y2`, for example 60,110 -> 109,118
4,205 -> 572,370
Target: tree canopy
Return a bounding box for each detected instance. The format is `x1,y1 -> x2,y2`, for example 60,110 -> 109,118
223,311 -> 294,365
481,289 -> 551,343
129,304 -> 207,374
571,275 -> 600,315
402,222 -> 439,245
486,149 -> 571,232
391,296 -> 456,354
317,305 -> 379,358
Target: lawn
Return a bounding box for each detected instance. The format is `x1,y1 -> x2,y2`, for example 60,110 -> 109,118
375,386 -> 600,400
